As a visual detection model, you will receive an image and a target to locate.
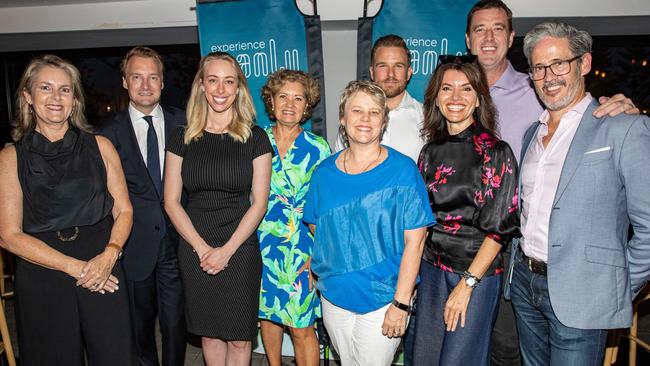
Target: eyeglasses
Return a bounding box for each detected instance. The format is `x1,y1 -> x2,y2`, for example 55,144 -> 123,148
438,54 -> 478,66
528,55 -> 583,81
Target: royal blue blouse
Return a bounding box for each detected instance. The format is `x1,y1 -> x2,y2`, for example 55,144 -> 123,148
303,147 -> 435,313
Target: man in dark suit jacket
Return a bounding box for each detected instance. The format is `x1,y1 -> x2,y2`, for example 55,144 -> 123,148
100,46 -> 186,366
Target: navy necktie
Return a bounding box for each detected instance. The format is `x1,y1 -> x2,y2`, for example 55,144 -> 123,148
143,115 -> 162,195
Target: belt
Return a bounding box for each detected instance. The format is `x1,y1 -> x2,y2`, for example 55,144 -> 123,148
521,252 -> 547,276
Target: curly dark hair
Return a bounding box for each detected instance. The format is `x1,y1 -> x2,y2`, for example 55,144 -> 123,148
261,69 -> 321,123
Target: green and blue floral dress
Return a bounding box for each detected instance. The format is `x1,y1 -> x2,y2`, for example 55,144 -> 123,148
258,127 -> 331,328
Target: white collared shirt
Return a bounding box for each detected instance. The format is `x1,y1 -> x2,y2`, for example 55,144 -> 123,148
380,91 -> 425,162
128,103 -> 165,178
520,93 -> 594,262
335,91 -> 425,162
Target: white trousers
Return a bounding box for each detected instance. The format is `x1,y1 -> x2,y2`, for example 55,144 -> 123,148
321,297 -> 401,366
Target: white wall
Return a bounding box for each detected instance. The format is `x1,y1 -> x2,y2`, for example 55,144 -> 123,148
0,0 -> 196,34
321,28 -> 358,145
506,0 -> 650,17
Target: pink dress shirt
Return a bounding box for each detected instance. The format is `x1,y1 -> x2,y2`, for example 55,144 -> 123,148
520,93 -> 593,262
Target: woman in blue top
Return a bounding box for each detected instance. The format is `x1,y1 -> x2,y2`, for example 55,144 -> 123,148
303,80 -> 435,365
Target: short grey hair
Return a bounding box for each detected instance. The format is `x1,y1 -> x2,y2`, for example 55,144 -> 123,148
337,80 -> 389,148
523,22 -> 592,66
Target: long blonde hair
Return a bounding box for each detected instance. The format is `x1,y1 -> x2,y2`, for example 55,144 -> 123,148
13,54 -> 91,141
185,52 -> 255,144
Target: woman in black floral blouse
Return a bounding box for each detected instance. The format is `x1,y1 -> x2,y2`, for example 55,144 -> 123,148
412,55 -> 520,366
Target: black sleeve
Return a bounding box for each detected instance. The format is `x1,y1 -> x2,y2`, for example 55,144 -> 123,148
251,125 -> 272,159
166,126 -> 187,157
477,141 -> 520,245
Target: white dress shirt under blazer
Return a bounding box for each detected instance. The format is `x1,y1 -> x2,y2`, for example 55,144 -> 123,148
128,103 -> 166,179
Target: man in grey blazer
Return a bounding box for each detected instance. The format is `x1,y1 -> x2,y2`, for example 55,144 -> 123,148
507,22 -> 650,365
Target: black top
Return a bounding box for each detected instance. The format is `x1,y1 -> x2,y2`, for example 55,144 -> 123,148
166,125 -> 273,246
418,124 -> 520,275
16,127 -> 113,233
165,124 -> 272,339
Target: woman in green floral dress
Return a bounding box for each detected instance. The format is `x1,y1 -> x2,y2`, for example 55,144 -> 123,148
257,70 -> 330,366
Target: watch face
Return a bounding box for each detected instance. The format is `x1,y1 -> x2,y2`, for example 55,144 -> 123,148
465,277 -> 477,287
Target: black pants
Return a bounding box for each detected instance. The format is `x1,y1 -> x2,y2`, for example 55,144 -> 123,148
128,232 -> 186,366
490,249 -> 522,366
15,217 -> 135,366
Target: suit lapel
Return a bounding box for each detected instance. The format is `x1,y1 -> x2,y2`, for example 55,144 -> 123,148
117,111 -> 147,171
552,101 -> 600,206
121,110 -> 161,199
518,122 -> 541,212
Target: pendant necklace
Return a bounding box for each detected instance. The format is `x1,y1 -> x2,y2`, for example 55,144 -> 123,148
343,147 -> 382,174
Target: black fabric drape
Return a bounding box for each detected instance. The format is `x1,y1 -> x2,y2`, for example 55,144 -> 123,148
356,16 -> 374,81
304,15 -> 327,138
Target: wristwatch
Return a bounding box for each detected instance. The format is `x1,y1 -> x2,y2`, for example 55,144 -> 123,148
463,270 -> 480,289
391,298 -> 412,313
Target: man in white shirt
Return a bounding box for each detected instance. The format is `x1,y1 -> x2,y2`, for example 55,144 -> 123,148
337,34 -> 424,163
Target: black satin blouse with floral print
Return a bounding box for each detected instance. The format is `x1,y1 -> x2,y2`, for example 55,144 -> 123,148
417,124 -> 520,276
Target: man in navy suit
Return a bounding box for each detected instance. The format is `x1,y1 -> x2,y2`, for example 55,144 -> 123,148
507,22 -> 650,365
100,46 -> 186,366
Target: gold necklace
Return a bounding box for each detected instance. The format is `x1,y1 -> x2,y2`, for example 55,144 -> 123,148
343,147 -> 382,174
273,125 -> 302,159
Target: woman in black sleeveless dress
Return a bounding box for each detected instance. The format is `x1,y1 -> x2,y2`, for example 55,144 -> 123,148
0,55 -> 135,365
164,51 -> 272,365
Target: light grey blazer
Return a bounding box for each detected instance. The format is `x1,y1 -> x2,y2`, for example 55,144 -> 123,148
505,100 -> 650,329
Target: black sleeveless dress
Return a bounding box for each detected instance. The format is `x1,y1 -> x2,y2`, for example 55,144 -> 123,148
14,127 -> 135,366
167,125 -> 272,340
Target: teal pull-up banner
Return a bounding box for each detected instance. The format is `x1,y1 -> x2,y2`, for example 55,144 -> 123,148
196,0 -> 325,135
358,0 -> 475,102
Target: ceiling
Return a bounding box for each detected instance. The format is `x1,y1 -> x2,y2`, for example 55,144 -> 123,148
0,0 -> 130,8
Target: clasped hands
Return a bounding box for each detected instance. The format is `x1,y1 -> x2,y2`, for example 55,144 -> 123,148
197,245 -> 233,276
72,249 -> 120,294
